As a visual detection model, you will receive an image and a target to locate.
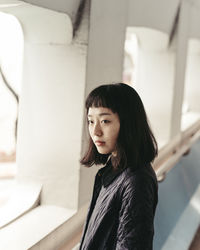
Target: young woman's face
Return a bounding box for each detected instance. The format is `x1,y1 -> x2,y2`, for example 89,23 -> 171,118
87,107 -> 120,155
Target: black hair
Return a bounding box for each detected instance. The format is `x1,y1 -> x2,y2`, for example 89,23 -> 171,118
80,83 -> 158,170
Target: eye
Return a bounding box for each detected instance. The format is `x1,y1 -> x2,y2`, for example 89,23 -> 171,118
101,120 -> 110,124
88,120 -> 93,125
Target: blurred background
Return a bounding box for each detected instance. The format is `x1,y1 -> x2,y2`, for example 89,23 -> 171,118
0,0 -> 200,249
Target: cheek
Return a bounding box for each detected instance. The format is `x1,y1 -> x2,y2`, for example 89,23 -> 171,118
110,126 -> 120,142
115,123 -> 120,137
88,127 -> 93,137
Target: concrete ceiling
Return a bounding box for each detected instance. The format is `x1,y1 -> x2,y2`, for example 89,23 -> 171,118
21,0 -> 82,23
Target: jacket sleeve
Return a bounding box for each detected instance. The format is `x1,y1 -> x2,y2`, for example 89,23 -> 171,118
116,174 -> 157,250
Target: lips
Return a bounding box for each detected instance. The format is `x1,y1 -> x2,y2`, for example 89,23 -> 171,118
95,141 -> 105,146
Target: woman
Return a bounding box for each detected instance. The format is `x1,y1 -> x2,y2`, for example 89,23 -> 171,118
79,83 -> 158,250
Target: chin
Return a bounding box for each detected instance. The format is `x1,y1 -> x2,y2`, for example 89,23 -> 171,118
97,148 -> 110,155
98,150 -> 109,155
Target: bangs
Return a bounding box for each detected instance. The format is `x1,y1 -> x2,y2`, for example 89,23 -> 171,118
86,95 -> 108,109
85,85 -> 118,113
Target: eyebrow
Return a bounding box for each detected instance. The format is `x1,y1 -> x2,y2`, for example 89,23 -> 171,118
87,112 -> 112,117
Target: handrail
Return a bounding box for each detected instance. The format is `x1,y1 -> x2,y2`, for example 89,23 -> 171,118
154,119 -> 200,180
0,180 -> 42,228
57,202 -> 89,250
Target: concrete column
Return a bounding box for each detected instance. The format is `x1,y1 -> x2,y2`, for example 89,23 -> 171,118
84,0 -> 128,95
0,2 -> 88,211
78,0 -> 128,208
170,1 -> 190,138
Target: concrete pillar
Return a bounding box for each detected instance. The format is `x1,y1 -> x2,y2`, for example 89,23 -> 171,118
170,1 -> 190,138
0,2 -> 87,211
78,0 -> 128,208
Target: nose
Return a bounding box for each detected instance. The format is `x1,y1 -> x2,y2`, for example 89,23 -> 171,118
93,122 -> 102,136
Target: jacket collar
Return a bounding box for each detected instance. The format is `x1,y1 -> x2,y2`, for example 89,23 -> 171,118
97,158 -> 126,187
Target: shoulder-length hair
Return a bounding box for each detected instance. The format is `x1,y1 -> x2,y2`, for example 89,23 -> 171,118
80,83 -> 158,170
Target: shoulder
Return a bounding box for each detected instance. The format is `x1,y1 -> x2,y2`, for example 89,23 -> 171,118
120,164 -> 158,196
116,165 -> 158,214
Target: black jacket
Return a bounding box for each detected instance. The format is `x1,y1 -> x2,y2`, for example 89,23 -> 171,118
79,160 -> 158,250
